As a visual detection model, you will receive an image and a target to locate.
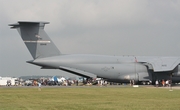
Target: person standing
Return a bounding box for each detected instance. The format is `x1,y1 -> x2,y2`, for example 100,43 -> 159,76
165,80 -> 169,87
169,80 -> 172,90
76,80 -> 78,86
38,82 -> 41,91
155,80 -> 159,87
162,80 -> 165,87
100,80 -> 103,87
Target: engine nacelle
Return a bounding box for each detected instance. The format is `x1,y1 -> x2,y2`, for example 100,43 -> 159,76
172,65 -> 180,77
117,63 -> 150,82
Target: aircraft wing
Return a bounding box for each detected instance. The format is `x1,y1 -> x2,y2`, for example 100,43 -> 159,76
138,57 -> 180,72
59,66 -> 97,78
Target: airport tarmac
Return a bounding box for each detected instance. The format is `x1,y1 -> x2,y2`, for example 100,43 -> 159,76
1,85 -> 180,89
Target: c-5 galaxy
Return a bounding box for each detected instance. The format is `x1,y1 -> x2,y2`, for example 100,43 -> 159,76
9,21 -> 180,84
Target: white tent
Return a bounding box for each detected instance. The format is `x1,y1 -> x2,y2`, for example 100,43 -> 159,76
0,77 -> 17,86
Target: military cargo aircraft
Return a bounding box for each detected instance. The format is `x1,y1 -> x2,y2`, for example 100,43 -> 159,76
9,21 -> 180,84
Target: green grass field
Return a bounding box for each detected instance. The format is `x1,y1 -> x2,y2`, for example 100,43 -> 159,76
0,86 -> 180,110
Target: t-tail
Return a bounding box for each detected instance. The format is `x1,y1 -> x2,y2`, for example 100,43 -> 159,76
9,21 -> 61,59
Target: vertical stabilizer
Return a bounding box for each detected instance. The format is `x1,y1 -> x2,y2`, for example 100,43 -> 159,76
9,21 -> 60,59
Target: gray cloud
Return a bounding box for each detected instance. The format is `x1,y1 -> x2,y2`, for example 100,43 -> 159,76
0,0 -> 180,77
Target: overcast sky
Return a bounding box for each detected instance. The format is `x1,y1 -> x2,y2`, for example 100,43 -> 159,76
0,0 -> 180,77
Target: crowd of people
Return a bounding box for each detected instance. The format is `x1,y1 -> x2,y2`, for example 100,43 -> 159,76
155,79 -> 172,87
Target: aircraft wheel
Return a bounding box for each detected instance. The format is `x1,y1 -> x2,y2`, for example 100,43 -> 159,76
142,81 -> 146,85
